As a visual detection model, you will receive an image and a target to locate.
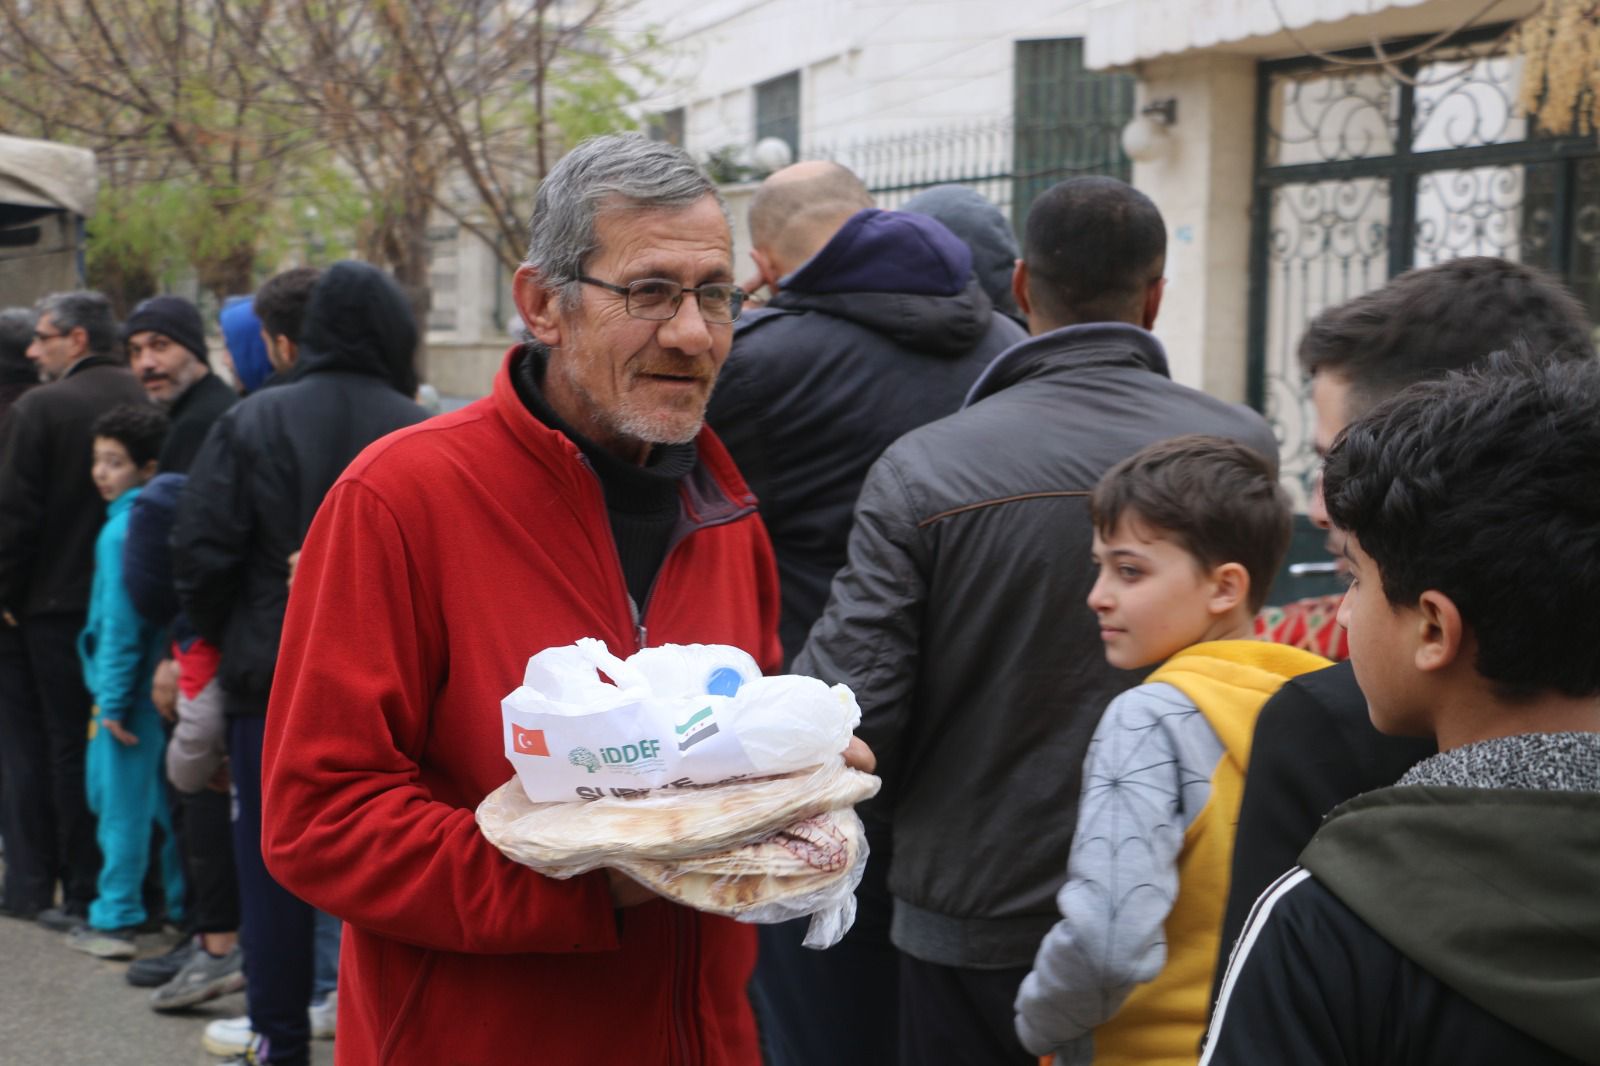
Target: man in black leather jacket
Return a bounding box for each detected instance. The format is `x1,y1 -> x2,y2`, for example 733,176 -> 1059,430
795,178 -> 1276,1066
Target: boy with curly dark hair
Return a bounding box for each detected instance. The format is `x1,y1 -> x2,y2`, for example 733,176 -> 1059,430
1202,356 -> 1600,1065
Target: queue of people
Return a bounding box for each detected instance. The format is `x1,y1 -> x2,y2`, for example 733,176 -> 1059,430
1,131 -> 1597,1066
0,265 -> 425,1064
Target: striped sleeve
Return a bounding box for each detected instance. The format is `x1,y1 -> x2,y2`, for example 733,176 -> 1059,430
1199,867 -> 1351,1066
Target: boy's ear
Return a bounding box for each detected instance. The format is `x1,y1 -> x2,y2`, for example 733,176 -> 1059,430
1207,561 -> 1249,616
137,458 -> 159,483
1413,589 -> 1465,673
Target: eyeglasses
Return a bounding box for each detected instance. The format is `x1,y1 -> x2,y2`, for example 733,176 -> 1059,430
32,330 -> 69,343
578,276 -> 745,324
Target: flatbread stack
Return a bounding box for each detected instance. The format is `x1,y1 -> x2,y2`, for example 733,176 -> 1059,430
625,810 -> 867,916
477,759 -> 879,936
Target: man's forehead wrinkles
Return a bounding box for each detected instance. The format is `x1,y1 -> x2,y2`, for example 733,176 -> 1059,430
614,255 -> 733,284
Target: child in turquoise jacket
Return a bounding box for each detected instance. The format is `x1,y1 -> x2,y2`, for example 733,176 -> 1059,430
68,403 -> 185,958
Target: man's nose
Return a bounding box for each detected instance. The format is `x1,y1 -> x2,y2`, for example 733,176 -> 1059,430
656,293 -> 714,354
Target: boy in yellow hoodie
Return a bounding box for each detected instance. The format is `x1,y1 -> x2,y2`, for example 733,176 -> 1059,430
1015,435 -> 1328,1066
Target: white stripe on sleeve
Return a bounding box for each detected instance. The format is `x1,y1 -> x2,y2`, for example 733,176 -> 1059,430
1197,866 -> 1315,1066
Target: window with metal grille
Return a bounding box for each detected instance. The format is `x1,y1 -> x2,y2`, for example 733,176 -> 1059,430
1012,38 -> 1135,235
755,71 -> 800,158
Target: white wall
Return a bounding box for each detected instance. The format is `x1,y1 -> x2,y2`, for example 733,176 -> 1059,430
1129,53 -> 1257,403
622,0 -> 1096,155
1085,0 -> 1540,68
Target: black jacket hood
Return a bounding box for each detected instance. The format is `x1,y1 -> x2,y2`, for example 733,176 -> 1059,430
296,260 -> 418,396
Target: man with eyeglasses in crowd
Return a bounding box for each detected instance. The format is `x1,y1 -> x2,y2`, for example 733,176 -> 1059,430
259,134 -> 869,1065
0,291 -> 148,926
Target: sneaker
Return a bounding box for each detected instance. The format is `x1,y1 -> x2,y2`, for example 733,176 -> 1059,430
150,942 -> 246,1011
212,1033 -> 264,1065
64,924 -> 139,959
128,936 -> 198,987
203,1015 -> 254,1057
36,903 -> 88,932
309,990 -> 337,1039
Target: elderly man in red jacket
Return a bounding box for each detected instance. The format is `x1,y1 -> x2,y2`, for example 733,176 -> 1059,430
261,134 -> 872,1065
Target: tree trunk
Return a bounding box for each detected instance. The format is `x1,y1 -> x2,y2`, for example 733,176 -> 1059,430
200,242 -> 257,302
86,257 -> 160,320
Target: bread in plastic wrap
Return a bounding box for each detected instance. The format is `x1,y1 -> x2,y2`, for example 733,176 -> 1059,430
477,759 -> 879,947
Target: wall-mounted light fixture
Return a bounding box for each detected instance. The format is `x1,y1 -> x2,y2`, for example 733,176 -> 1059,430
750,136 -> 794,175
1121,96 -> 1179,164
1141,98 -> 1177,126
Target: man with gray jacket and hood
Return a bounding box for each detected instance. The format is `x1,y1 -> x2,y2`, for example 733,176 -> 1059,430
706,162 -> 1022,1066
173,261 -> 426,1066
795,177 -> 1276,1065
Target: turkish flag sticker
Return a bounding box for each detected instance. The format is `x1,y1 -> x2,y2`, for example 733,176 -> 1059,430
512,725 -> 550,757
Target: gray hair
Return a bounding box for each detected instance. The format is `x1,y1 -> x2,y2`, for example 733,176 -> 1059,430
35,290 -> 118,357
0,307 -> 36,366
525,133 -> 723,308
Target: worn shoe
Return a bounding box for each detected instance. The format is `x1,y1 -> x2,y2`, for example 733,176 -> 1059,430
212,1033 -> 264,1066
150,942 -> 246,1011
203,1015 -> 255,1057
36,903 -> 88,932
309,990 -> 337,1039
64,924 -> 139,959
127,935 -> 198,987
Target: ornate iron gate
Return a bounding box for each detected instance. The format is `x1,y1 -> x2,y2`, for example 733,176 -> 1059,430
1248,26 -> 1600,510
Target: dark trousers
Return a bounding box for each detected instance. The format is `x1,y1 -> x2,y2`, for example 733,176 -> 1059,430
898,955 -> 1035,1066
0,615 -> 100,913
180,787 -> 240,932
752,816 -> 899,1066
231,714 -> 314,1066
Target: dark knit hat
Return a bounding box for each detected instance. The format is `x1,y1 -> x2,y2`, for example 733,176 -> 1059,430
122,295 -> 208,365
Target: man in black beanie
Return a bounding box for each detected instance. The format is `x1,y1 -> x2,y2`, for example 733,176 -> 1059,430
124,295 -> 236,473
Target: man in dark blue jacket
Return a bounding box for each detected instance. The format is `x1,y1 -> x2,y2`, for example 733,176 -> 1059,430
706,162 -> 1023,1066
173,261 -> 426,1066
710,164 -> 1022,665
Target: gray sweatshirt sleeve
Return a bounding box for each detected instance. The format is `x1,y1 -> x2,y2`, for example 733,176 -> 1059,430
165,675 -> 228,794
1014,682 -> 1223,1059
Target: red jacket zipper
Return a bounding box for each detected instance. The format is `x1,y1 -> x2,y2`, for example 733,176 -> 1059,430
573,450 -> 735,1064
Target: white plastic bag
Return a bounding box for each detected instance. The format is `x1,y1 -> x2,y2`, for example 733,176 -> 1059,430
501,639 -> 860,803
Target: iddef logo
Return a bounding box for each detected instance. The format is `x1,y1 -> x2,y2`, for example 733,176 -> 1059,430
600,739 -> 663,764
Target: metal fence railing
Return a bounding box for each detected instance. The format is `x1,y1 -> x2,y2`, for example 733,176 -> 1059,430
805,118 -> 1130,232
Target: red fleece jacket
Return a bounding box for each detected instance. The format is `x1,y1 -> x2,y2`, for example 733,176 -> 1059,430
262,350 -> 781,1065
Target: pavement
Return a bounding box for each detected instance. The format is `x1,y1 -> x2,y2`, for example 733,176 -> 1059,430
0,903 -> 334,1065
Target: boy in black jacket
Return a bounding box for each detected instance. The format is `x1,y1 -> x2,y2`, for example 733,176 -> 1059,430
1201,355 -> 1600,1066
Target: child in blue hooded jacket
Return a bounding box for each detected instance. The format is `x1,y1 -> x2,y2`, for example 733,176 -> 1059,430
66,403 -> 186,959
